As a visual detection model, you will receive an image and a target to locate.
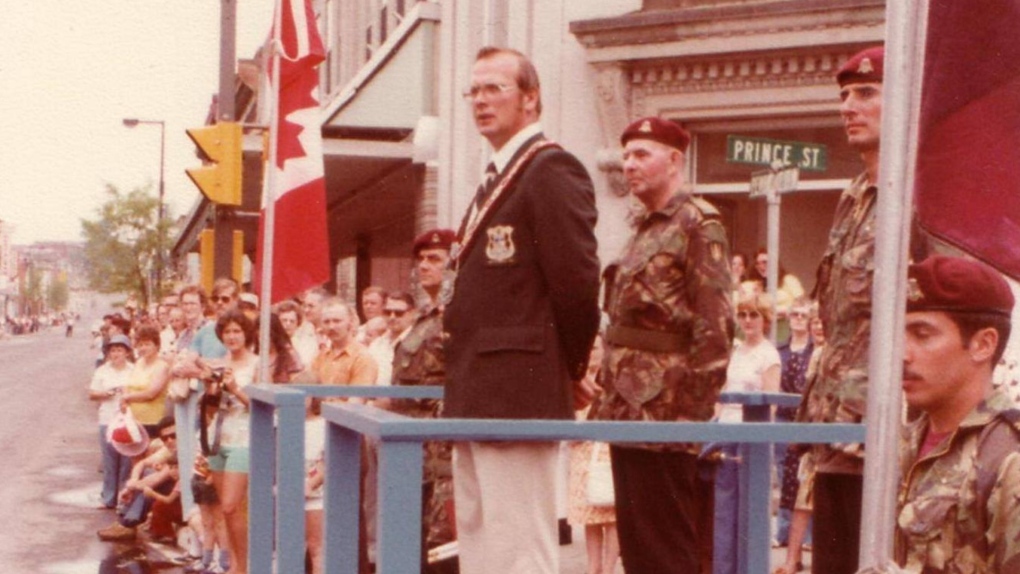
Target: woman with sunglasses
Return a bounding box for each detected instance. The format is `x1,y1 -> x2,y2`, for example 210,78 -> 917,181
713,292 -> 781,574
197,309 -> 257,574
772,300 -> 815,561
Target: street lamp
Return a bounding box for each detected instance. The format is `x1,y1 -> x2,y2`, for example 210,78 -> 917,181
122,118 -> 166,300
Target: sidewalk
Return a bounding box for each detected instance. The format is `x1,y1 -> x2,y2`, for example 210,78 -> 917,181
142,522 -> 811,572
559,525 -> 812,573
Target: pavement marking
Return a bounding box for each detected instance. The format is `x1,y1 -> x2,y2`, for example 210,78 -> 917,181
0,336 -> 35,346
49,481 -> 106,509
47,464 -> 91,478
41,559 -> 103,574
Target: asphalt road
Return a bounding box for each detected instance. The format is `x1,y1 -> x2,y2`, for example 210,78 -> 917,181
0,312 -> 182,573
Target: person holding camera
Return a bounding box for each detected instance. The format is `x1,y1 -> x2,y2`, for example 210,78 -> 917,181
194,309 -> 257,574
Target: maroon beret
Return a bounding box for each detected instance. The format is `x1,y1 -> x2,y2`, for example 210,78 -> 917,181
620,116 -> 690,152
837,46 -> 884,87
413,228 -> 456,256
907,255 -> 1014,316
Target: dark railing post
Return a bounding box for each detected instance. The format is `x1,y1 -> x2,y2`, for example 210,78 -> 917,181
323,421 -> 363,574
376,439 -> 425,574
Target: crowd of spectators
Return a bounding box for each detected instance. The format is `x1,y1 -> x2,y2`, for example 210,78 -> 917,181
3,311 -> 78,336
84,274 -> 439,574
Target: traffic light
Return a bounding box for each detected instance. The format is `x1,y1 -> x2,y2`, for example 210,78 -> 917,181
199,229 -> 244,293
186,122 -> 242,205
199,230 -> 215,294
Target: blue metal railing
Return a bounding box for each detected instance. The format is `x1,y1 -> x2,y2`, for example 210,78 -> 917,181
245,385 -> 865,574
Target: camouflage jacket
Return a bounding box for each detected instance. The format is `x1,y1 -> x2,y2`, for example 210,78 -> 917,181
391,301 -> 445,419
798,172 -> 876,473
589,192 -> 733,453
895,390 -> 1020,573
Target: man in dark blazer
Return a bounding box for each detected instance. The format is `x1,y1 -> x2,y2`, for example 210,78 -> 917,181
443,46 -> 600,574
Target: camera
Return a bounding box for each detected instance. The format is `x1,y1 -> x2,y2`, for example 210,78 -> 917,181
191,475 -> 219,505
208,367 -> 226,383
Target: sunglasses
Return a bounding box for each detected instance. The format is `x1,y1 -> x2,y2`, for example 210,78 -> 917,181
736,310 -> 762,320
383,309 -> 407,317
211,296 -> 234,303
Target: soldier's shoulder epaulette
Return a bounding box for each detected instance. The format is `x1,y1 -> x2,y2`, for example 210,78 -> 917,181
689,196 -> 722,219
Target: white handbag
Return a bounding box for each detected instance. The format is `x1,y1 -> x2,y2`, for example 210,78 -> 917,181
585,442 -> 615,506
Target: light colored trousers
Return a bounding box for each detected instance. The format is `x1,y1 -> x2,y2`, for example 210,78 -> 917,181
453,441 -> 560,574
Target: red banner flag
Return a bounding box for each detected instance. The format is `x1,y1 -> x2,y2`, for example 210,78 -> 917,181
914,0 -> 1020,279
255,0 -> 330,303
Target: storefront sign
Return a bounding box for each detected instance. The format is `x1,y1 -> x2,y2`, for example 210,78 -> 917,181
726,135 -> 827,171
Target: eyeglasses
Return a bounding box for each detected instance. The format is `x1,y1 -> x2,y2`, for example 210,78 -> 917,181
736,311 -> 762,320
383,309 -> 408,317
160,432 -> 177,441
462,82 -> 516,100
211,296 -> 234,304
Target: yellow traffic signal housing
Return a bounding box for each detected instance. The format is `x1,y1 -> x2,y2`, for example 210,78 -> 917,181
199,229 -> 215,294
186,122 -> 242,205
199,229 -> 244,294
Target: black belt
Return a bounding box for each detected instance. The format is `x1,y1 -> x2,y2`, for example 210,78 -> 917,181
605,325 -> 689,353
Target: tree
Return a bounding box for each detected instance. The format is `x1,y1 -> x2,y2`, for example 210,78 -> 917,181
80,184 -> 172,309
20,264 -> 43,316
46,273 -> 70,311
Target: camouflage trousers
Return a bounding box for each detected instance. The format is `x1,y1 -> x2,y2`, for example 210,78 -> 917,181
424,440 -> 454,547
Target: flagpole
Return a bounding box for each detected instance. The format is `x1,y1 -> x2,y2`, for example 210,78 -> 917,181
257,0 -> 285,386
857,0 -> 930,568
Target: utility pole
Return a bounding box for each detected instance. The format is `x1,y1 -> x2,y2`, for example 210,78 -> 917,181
214,0 -> 239,282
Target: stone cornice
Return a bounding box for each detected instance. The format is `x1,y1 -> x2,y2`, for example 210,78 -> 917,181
632,49 -> 852,95
571,0 -> 885,50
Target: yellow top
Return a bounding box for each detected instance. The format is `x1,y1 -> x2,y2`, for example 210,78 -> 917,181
126,357 -> 169,425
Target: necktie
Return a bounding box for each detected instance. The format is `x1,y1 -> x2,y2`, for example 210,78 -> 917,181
474,162 -> 498,211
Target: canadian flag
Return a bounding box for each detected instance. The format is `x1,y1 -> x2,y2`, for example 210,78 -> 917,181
255,0 -> 330,303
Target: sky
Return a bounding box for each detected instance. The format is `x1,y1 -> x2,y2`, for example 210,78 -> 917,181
0,1 -> 276,245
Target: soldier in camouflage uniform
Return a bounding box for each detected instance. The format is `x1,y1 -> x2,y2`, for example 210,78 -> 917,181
893,255 -> 1020,574
589,116 -> 733,574
390,229 -> 457,560
796,45 -> 884,574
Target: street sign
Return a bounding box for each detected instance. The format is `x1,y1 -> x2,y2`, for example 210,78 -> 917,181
726,135 -> 827,171
749,165 -> 800,198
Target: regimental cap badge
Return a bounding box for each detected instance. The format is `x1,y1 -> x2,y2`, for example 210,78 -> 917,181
639,120 -> 652,133
857,57 -> 874,75
906,277 -> 924,303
